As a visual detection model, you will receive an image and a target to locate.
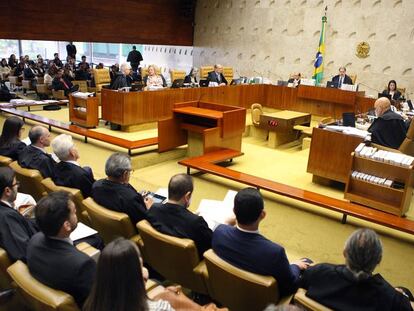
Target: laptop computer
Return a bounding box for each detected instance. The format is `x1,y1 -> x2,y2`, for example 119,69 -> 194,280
131,84 -> 143,92
171,79 -> 184,88
199,79 -> 209,87
326,81 -> 338,88
277,80 -> 289,86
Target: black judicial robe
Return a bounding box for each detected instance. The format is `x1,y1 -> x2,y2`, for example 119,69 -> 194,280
110,74 -> 131,90
0,201 -> 37,261
53,162 -> 95,198
18,145 -> 56,178
0,139 -> 26,161
368,110 -> 408,149
300,264 -> 413,311
91,179 -> 147,224
147,202 -> 212,258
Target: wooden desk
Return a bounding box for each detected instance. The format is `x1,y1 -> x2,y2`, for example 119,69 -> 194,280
69,95 -> 99,128
101,85 -> 374,128
158,101 -> 246,156
307,128 -> 364,183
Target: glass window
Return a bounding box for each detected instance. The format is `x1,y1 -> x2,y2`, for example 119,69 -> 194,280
0,40 -> 19,59
20,40 -> 68,60
92,42 -> 120,66
73,42 -> 92,64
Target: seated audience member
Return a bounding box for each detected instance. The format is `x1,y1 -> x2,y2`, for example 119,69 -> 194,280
300,228 -> 414,311
0,58 -> 11,78
92,153 -> 152,224
95,63 -> 104,69
0,116 -> 26,160
147,173 -> 212,257
0,167 -> 37,262
368,97 -> 408,149
18,125 -> 56,178
23,60 -> 39,92
331,66 -> 353,87
143,64 -> 166,89
110,63 -> 132,90
14,62 -> 25,77
75,63 -> 90,81
287,72 -> 301,87
8,54 -> 17,69
43,67 -> 56,84
27,191 -> 96,307
63,63 -> 75,81
184,67 -> 199,84
109,64 -> 119,85
84,238 -> 175,311
207,64 -> 228,86
36,58 -> 46,76
67,57 -> 76,72
53,52 -> 63,68
212,188 -> 310,298
51,134 -> 95,198
52,68 -> 79,96
78,55 -> 90,70
383,80 -> 402,100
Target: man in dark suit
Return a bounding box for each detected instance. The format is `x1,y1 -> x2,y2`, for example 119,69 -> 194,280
23,60 -> 38,94
66,43 -> 77,60
300,229 -> 413,311
126,46 -> 143,73
0,167 -> 37,262
27,191 -> 96,307
368,97 -> 408,149
331,66 -> 353,87
53,53 -> 63,68
92,153 -> 152,225
212,188 -> 310,298
207,64 -> 228,86
51,134 -> 95,198
147,174 -> 212,258
52,69 -> 79,96
18,125 -> 56,179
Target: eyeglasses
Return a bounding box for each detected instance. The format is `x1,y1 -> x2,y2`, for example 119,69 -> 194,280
10,181 -> 20,188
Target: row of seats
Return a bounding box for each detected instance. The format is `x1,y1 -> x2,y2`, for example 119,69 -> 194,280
0,155 -> 325,311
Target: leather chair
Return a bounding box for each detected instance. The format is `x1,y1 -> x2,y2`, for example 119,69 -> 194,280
52,89 -> 67,100
8,76 -> 21,90
251,103 -> 263,126
223,67 -> 233,83
200,66 -> 214,79
72,80 -> 88,92
293,288 -> 332,311
399,118 -> 414,156
141,66 -> 162,78
22,80 -> 35,93
0,155 -> 12,167
136,220 -> 208,294
41,178 -> 91,226
82,197 -> 142,248
92,68 -> 111,92
349,74 -> 357,85
0,247 -> 12,290
170,69 -> 186,83
203,249 -> 286,311
36,83 -> 52,97
9,161 -> 46,201
35,77 -> 44,85
7,260 -> 80,311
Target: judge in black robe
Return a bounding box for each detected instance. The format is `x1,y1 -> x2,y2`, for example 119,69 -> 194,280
91,179 -> 147,224
0,140 -> 26,161
53,162 -> 95,198
110,73 -> 132,90
368,107 -> 408,149
0,201 -> 37,261
18,145 -> 56,178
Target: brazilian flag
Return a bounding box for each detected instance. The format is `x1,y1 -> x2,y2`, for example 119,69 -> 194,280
312,14 -> 327,85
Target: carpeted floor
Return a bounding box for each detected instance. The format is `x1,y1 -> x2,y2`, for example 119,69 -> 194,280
1,106 -> 414,290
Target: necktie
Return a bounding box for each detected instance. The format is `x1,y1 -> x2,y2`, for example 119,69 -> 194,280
339,77 -> 343,88
217,73 -> 221,83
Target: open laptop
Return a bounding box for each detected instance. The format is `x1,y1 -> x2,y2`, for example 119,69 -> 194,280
199,79 -> 209,87
171,79 -> 184,88
326,81 -> 338,88
131,84 -> 143,92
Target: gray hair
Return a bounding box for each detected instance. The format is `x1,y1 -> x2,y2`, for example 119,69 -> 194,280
120,63 -> 131,75
51,134 -> 74,161
105,153 -> 131,179
344,228 -> 382,281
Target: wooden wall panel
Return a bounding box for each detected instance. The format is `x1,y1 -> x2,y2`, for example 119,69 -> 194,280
0,0 -> 195,46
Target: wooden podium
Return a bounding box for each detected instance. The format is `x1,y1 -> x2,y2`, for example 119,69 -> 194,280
69,95 -> 99,128
158,101 -> 246,156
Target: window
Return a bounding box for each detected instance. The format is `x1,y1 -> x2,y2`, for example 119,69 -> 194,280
20,40 -> 68,60
0,40 -> 19,58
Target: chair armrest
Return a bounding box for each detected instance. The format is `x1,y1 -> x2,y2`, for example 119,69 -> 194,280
76,242 -> 100,261
193,260 -> 208,279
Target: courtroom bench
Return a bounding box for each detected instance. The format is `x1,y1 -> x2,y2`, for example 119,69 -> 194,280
179,148 -> 414,236
0,108 -> 157,155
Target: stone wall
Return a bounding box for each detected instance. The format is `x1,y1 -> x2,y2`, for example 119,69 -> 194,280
193,0 -> 414,97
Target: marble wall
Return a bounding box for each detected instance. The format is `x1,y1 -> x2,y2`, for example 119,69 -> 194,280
193,0 -> 414,97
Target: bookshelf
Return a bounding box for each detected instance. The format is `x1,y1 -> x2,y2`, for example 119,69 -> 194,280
69,95 -> 99,128
345,152 -> 414,216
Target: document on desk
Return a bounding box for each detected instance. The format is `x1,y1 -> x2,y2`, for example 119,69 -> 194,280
325,125 -> 368,138
196,190 -> 237,231
70,222 -> 98,241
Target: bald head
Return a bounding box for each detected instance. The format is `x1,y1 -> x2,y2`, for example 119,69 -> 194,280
374,97 -> 391,117
29,126 -> 51,147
